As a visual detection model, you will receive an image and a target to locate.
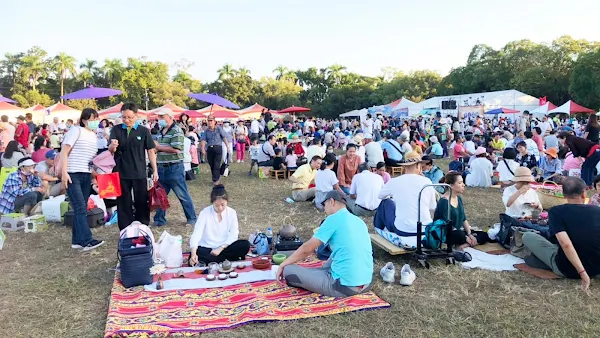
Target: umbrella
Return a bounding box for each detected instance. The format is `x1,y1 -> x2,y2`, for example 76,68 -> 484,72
187,93 -> 239,109
278,106 -> 311,114
61,85 -> 122,100
485,107 -> 520,115
0,96 -> 16,104
208,110 -> 239,120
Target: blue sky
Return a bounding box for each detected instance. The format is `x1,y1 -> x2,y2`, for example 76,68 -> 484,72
2,0 -> 599,82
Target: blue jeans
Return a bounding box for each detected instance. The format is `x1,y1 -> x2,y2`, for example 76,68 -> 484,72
341,186 -> 351,195
316,243 -> 332,260
582,150 -> 600,186
154,162 -> 197,225
67,172 -> 93,246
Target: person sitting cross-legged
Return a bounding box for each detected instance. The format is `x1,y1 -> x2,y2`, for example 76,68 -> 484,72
536,147 -> 562,183
34,150 -> 64,197
277,191 -> 374,298
346,162 -> 384,217
522,177 -> 600,293
289,155 -> 322,202
0,157 -> 44,215
189,185 -> 251,265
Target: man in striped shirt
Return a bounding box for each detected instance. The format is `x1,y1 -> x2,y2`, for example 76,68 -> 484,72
153,109 -> 197,227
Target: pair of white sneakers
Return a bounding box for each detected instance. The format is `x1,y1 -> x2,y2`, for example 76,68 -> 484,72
379,262 -> 416,286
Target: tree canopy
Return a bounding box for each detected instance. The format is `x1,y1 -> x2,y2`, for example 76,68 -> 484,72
0,35 -> 598,117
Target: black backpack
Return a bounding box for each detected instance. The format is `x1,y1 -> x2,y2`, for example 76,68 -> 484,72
497,214 -> 520,249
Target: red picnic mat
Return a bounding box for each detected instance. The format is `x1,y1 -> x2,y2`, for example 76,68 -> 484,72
104,258 -> 390,337
514,263 -> 560,279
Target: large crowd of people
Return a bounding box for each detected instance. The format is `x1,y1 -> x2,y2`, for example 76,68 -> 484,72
1,105 -> 599,296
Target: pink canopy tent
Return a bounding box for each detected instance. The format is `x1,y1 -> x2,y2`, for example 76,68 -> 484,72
175,110 -> 207,119
207,110 -> 239,120
237,103 -> 268,114
548,100 -> 595,115
99,102 -> 147,118
0,101 -> 25,120
26,104 -> 47,111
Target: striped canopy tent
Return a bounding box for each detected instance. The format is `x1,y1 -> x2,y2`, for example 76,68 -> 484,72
196,104 -> 238,114
45,103 -> 81,123
237,103 -> 268,114
26,104 -> 47,112
175,109 -> 207,119
0,101 -> 26,120
548,100 -> 595,115
147,103 -> 187,119
98,102 -> 147,118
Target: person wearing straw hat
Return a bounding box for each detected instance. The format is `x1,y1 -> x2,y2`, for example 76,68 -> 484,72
0,157 -> 44,215
352,133 -> 366,163
377,151 -> 437,247
465,147 -> 493,188
502,167 -> 542,219
536,147 -> 562,183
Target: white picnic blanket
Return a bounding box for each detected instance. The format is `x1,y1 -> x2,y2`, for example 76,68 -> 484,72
144,262 -> 278,292
461,247 -> 524,271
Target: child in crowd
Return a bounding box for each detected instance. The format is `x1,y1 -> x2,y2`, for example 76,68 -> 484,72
376,161 -> 391,183
272,148 -> 286,171
189,136 -> 199,171
248,137 -> 260,176
285,147 -> 298,172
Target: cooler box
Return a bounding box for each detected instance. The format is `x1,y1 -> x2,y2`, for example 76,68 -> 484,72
63,208 -> 105,228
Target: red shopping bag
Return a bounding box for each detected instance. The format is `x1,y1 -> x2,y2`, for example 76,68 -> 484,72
96,172 -> 122,198
149,183 -> 170,211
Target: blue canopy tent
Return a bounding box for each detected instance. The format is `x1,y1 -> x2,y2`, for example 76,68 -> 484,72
485,107 -> 520,115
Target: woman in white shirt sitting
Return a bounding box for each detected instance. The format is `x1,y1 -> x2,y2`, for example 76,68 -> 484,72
314,153 -> 345,211
189,185 -> 250,265
502,167 -> 542,218
466,147 -> 493,188
496,147 -> 520,187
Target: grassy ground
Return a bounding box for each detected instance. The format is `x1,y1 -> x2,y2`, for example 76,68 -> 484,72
1,160 -> 600,338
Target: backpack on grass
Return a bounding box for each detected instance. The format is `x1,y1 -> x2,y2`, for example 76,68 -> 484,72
422,219 -> 449,250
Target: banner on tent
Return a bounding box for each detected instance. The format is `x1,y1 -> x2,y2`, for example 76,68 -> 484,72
458,106 -> 484,120
392,108 -> 408,118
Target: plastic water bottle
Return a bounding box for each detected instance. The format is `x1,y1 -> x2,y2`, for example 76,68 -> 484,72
285,197 -> 295,204
266,227 -> 273,245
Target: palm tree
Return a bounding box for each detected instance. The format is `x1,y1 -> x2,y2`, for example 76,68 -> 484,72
21,53 -> 47,91
273,65 -> 289,80
0,52 -> 23,86
79,59 -> 98,87
326,64 -> 347,85
238,67 -> 251,78
102,58 -> 124,87
217,64 -> 236,80
52,52 -> 77,101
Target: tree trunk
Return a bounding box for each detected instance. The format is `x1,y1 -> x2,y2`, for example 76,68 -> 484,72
60,78 -> 64,103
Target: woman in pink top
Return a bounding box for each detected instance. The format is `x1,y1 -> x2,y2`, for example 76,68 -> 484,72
453,135 -> 469,161
562,151 -> 584,176
31,136 -> 49,163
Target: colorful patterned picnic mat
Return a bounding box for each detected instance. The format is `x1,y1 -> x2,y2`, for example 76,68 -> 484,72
104,258 -> 390,337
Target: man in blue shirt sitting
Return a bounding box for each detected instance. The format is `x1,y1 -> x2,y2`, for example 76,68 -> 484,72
277,191 -> 374,298
380,131 -> 403,166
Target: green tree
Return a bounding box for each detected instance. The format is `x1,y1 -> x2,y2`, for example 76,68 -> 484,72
79,59 -> 98,87
52,52 -> 77,101
0,52 -> 23,88
217,64 -> 236,80
325,64 -> 347,85
12,89 -> 53,107
256,78 -> 302,109
238,67 -> 251,78
570,49 -> 600,110
273,65 -> 289,81
102,58 -> 124,88
20,46 -> 48,91
66,99 -> 98,111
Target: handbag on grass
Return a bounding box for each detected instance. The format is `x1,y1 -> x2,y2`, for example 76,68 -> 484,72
149,183 -> 170,211
510,226 -> 540,258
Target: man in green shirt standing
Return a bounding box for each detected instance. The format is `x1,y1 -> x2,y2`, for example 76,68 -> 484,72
153,109 -> 197,227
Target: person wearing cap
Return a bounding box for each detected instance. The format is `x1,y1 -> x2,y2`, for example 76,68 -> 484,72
347,162 -> 384,217
0,157 -> 43,215
427,136 -> 443,158
35,150 -> 63,197
536,147 -> 562,183
352,134 -> 366,163
465,147 -> 493,188
15,115 -> 29,149
377,152 -> 437,246
289,155 -> 322,202
154,108 -> 197,227
277,190 -> 374,298
398,134 -> 412,155
109,103 -> 158,230
200,114 -> 230,185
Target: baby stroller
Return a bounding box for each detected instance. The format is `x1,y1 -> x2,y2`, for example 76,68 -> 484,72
413,183 -> 468,268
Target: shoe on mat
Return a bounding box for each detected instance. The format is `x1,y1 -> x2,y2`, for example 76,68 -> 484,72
399,264 -> 416,286
82,239 -> 105,251
452,250 -> 473,262
71,244 -> 83,249
380,262 -> 395,283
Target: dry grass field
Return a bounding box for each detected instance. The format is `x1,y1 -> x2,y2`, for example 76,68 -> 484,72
1,160 -> 599,338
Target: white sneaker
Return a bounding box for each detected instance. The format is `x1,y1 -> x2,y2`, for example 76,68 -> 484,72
71,244 -> 83,249
379,262 -> 395,283
236,160 -> 240,163
399,264 -> 416,286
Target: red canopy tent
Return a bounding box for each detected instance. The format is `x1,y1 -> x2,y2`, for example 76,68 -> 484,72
278,106 -> 310,114
207,110 -> 239,120
176,110 -> 207,119
26,104 -> 47,111
548,100 -> 595,114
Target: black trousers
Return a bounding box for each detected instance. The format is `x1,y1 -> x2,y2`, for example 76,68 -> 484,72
117,178 -> 150,231
206,145 -> 223,182
191,239 -> 251,264
384,158 -> 401,166
450,230 -> 490,246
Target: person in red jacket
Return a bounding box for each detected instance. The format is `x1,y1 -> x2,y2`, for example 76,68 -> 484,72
15,115 -> 30,149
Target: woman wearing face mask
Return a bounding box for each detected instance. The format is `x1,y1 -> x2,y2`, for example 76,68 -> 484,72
189,185 -> 250,265
61,108 -> 104,251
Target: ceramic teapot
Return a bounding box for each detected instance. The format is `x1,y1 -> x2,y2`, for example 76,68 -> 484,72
279,223 -> 297,239
221,259 -> 232,270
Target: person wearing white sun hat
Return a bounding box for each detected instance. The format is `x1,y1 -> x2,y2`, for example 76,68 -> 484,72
0,157 -> 44,216
465,147 -> 493,188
